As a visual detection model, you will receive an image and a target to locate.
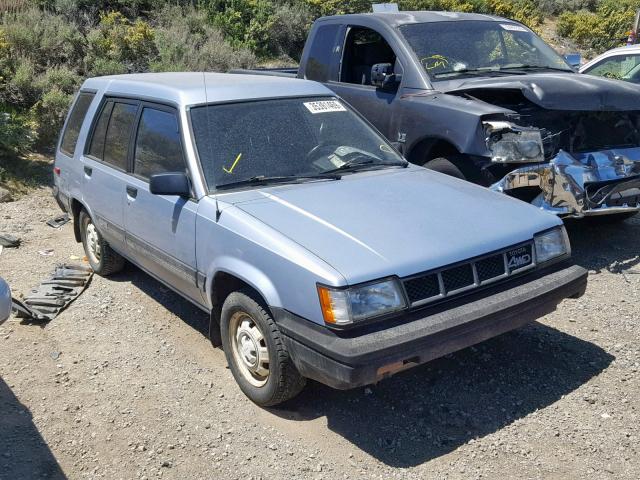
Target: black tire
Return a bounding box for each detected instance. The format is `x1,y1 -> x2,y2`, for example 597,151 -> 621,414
79,210 -> 125,276
220,289 -> 306,407
423,157 -> 467,180
583,212 -> 638,225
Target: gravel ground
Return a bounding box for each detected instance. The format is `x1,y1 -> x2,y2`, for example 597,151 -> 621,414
0,186 -> 638,480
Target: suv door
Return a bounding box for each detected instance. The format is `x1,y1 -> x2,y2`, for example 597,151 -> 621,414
328,26 -> 404,141
123,103 -> 201,305
82,98 -> 139,252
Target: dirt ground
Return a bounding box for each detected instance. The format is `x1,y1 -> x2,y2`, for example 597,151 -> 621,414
0,186 -> 638,480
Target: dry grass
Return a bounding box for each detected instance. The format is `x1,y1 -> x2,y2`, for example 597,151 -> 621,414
0,152 -> 52,198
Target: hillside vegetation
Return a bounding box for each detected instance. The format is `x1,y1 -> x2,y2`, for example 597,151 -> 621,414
0,0 -> 639,159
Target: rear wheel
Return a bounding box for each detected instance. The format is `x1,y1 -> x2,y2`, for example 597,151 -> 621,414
79,210 -> 125,276
221,289 -> 306,406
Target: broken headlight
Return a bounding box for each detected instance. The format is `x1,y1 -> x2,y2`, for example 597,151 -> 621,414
484,121 -> 545,164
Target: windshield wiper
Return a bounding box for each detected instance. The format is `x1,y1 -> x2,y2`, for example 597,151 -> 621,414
498,64 -> 573,73
216,173 -> 340,190
322,154 -> 408,174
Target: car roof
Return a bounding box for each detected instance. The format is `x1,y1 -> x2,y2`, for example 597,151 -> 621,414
318,11 -> 509,27
81,72 -> 333,107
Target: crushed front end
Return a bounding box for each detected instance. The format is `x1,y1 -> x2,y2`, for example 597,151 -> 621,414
482,108 -> 640,217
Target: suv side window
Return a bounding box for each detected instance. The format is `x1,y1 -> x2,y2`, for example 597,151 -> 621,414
341,27 -> 397,85
103,103 -> 137,170
60,92 -> 95,157
88,101 -> 113,160
304,24 -> 341,82
133,107 -> 185,179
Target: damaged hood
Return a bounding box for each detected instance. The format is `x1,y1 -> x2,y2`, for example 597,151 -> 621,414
439,73 -> 640,111
228,167 -> 559,284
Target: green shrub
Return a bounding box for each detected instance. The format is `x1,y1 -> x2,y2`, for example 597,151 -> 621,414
266,3 -> 313,60
31,87 -> 73,148
151,6 -> 255,72
557,1 -> 639,52
0,107 -> 35,154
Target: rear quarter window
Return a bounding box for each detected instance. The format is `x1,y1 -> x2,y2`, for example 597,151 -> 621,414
59,92 -> 95,157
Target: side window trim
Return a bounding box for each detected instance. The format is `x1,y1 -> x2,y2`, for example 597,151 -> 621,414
83,96 -> 140,173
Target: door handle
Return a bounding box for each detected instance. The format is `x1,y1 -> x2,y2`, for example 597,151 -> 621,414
84,166 -> 92,176
126,186 -> 138,199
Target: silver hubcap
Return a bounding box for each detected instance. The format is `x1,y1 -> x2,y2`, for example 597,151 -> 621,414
230,312 -> 269,387
86,223 -> 101,264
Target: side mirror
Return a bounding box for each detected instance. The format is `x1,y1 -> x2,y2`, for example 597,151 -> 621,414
565,53 -> 582,69
371,63 -> 400,90
149,172 -> 190,197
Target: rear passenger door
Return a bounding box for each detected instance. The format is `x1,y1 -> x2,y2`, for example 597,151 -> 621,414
123,103 -> 201,304
82,98 -> 139,253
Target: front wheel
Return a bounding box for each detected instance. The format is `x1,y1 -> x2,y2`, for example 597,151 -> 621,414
221,290 -> 306,406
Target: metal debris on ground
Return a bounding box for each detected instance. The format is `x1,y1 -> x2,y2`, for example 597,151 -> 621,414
12,264 -> 93,321
0,233 -> 21,248
46,213 -> 70,228
38,249 -> 55,256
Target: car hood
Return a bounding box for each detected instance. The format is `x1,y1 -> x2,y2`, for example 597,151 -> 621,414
227,168 -> 560,284
438,72 -> 640,111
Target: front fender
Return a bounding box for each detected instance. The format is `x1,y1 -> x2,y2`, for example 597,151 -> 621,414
204,256 -> 282,310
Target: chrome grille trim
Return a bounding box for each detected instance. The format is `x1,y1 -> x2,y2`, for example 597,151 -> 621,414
402,242 -> 536,308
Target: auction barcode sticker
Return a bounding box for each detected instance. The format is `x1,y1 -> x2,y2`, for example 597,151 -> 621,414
303,100 -> 347,114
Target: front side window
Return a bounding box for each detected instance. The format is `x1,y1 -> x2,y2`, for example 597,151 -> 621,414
399,20 -> 573,80
134,107 -> 185,179
190,97 -> 405,190
341,27 -> 397,85
585,54 -> 640,83
103,102 -> 137,170
60,92 -> 95,157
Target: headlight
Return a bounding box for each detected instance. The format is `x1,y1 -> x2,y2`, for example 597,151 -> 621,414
484,121 -> 545,164
534,226 -> 570,263
317,278 -> 407,326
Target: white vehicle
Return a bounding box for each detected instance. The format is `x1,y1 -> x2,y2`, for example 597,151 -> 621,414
580,45 -> 640,84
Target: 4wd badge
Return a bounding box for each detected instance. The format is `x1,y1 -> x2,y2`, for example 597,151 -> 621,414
506,245 -> 533,272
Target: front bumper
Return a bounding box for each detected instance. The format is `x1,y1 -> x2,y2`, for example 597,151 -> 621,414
490,148 -> 640,217
273,263 -> 587,390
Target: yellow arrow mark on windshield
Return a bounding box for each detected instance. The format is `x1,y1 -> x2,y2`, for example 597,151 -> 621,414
223,153 -> 242,174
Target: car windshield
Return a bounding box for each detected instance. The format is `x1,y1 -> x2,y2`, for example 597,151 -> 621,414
190,96 -> 406,190
398,20 -> 573,79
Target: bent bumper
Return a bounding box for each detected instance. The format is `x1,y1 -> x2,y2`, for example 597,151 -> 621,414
491,148 -> 640,217
273,264 -> 587,390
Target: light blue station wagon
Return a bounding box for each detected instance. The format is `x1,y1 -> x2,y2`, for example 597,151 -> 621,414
53,72 -> 587,405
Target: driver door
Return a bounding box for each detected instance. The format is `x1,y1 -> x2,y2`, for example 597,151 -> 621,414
329,26 -> 402,141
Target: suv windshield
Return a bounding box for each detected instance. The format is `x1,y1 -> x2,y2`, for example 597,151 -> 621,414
190,96 -> 405,190
399,20 -> 573,79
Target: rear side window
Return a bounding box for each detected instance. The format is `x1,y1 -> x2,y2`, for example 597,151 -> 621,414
88,101 -> 113,160
103,103 -> 137,170
134,107 -> 185,179
60,92 -> 95,157
304,24 -> 341,82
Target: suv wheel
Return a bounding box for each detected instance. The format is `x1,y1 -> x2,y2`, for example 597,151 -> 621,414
79,210 -> 125,276
220,289 -> 306,406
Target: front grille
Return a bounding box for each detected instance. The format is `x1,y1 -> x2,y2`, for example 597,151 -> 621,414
402,243 -> 534,307
404,273 -> 440,303
441,264 -> 474,292
476,254 -> 506,282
